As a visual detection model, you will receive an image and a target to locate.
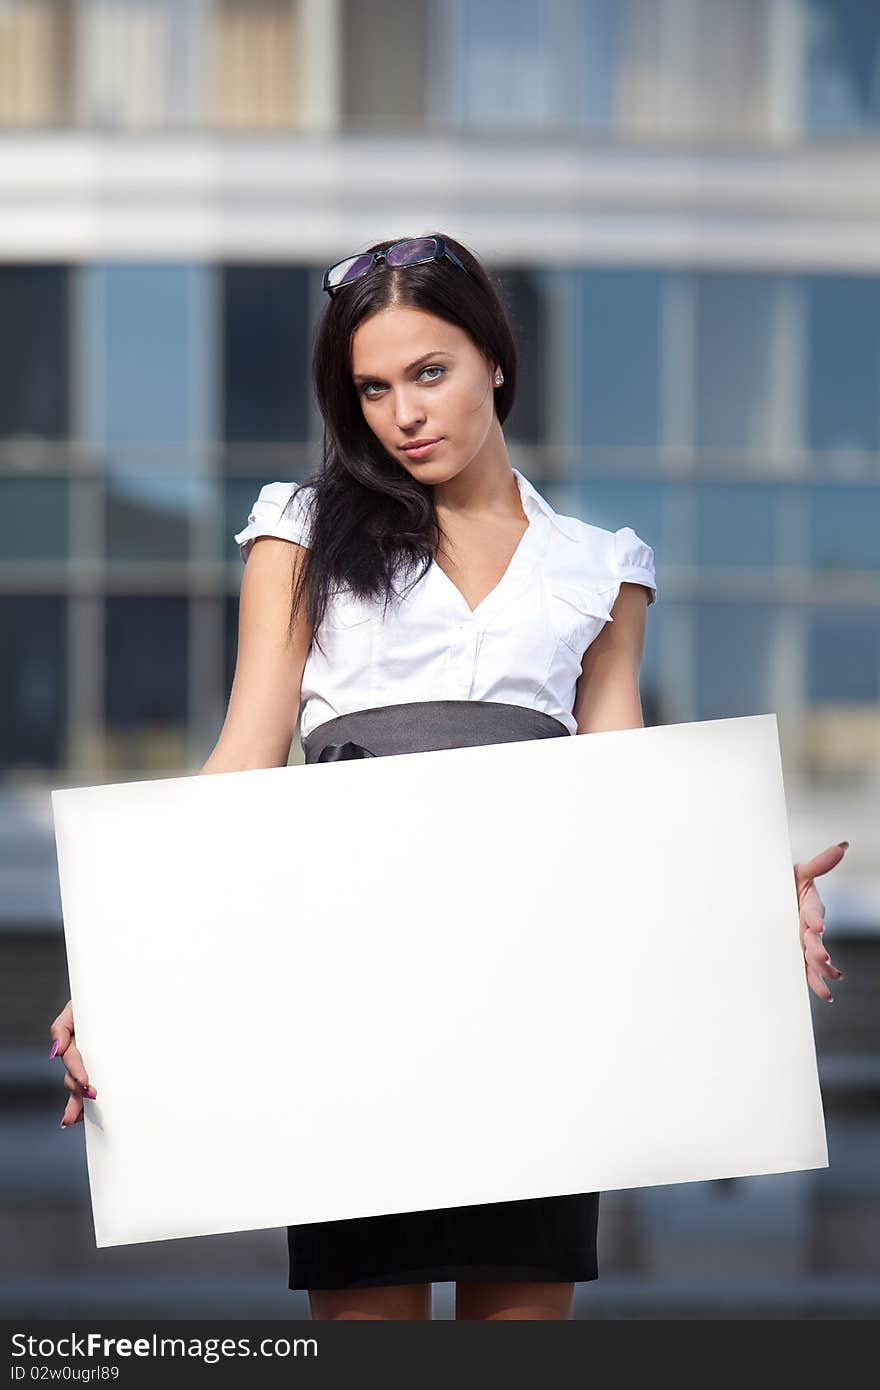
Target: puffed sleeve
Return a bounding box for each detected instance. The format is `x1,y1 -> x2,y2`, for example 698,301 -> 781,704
614,525 -> 657,605
233,481 -> 315,563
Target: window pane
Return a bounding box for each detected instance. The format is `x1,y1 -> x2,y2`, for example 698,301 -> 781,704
695,602 -> 775,720
581,0 -> 618,129
222,266 -> 310,443
104,596 -> 188,772
0,0 -> 73,127
86,263 -> 212,453
694,274 -> 780,459
0,596 -> 67,771
2,477 -> 70,562
806,0 -> 880,135
810,485 -> 880,571
105,473 -> 198,564
75,0 -> 190,131
456,0 -> 555,128
80,263 -> 212,562
809,608 -> 880,703
210,0 -> 298,130
695,484 -> 778,568
806,275 -> 880,457
574,271 -> 662,450
341,0 -> 428,131
437,0 -> 615,133
616,0 -> 772,144
0,266 -> 69,439
806,604 -> 880,783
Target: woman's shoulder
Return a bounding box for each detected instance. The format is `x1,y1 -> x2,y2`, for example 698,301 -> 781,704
233,480 -> 317,563
548,514 -> 657,607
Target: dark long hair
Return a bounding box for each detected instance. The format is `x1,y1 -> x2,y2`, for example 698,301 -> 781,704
285,232 -> 519,653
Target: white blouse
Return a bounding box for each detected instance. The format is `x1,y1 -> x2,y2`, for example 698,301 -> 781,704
234,466 -> 657,739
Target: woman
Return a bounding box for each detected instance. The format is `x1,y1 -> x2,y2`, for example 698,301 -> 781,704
50,233 -> 847,1321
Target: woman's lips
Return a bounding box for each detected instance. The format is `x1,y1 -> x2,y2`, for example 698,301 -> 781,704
402,439 -> 444,459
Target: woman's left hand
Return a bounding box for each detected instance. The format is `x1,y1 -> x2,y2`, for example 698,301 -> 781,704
795,842 -> 848,1001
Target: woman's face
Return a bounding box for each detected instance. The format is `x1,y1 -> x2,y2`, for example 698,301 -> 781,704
350,306 -> 500,483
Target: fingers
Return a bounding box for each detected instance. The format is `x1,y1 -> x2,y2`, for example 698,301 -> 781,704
51,997 -> 97,1129
795,876 -> 827,936
805,958 -> 834,1001
60,1086 -> 84,1128
795,844 -> 850,1002
799,898 -> 826,933
803,924 -> 844,978
803,929 -> 844,1000
49,998 -> 74,1059
796,841 -> 849,883
59,1061 -> 96,1128
56,1038 -> 93,1093
803,932 -> 832,999
62,1067 -> 97,1100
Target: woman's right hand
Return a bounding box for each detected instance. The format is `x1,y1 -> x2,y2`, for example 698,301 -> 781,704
50,998 -> 97,1128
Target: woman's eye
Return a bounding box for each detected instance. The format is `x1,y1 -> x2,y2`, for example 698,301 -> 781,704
360,365 -> 446,398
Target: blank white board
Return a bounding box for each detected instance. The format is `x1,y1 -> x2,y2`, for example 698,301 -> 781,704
50,712 -> 827,1248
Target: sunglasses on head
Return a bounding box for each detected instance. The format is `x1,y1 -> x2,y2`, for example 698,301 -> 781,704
322,236 -> 472,298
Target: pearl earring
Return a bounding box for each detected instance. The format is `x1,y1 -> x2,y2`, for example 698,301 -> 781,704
494,371 -> 504,386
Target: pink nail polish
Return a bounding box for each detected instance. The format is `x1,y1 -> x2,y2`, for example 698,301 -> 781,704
49,1040 -> 60,1059
60,1119 -> 66,1128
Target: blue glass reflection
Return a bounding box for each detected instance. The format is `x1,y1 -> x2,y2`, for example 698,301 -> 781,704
575,271 -> 663,447
809,609 -> 880,701
696,485 -> 778,569
807,275 -> 880,456
695,603 -> 774,721
807,0 -> 880,134
82,263 -> 212,560
810,486 -> 880,570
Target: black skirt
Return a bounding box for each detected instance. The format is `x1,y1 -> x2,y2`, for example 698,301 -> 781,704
290,699 -> 601,1291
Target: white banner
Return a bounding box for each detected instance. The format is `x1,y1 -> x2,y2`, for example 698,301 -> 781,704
50,712 -> 827,1248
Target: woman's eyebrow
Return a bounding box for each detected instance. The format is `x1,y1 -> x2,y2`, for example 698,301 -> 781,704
353,350 -> 453,382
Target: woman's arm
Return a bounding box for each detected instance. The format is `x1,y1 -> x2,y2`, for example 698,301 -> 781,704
200,536 -> 313,774
573,583 -> 847,1002
572,582 -> 649,735
56,536 -> 312,1126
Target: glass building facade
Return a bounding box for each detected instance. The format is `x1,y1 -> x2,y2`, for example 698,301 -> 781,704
0,0 -> 878,143
3,257 -> 879,785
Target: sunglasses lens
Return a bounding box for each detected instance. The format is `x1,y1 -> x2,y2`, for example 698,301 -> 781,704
386,237 -> 437,267
327,254 -> 374,288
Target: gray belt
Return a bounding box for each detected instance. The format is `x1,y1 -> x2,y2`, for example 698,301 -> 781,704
302,699 -> 570,764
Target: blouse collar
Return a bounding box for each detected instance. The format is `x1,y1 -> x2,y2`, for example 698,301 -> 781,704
512,468 -> 583,543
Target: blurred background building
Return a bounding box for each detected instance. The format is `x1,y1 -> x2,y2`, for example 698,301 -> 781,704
1,0 -> 878,1319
